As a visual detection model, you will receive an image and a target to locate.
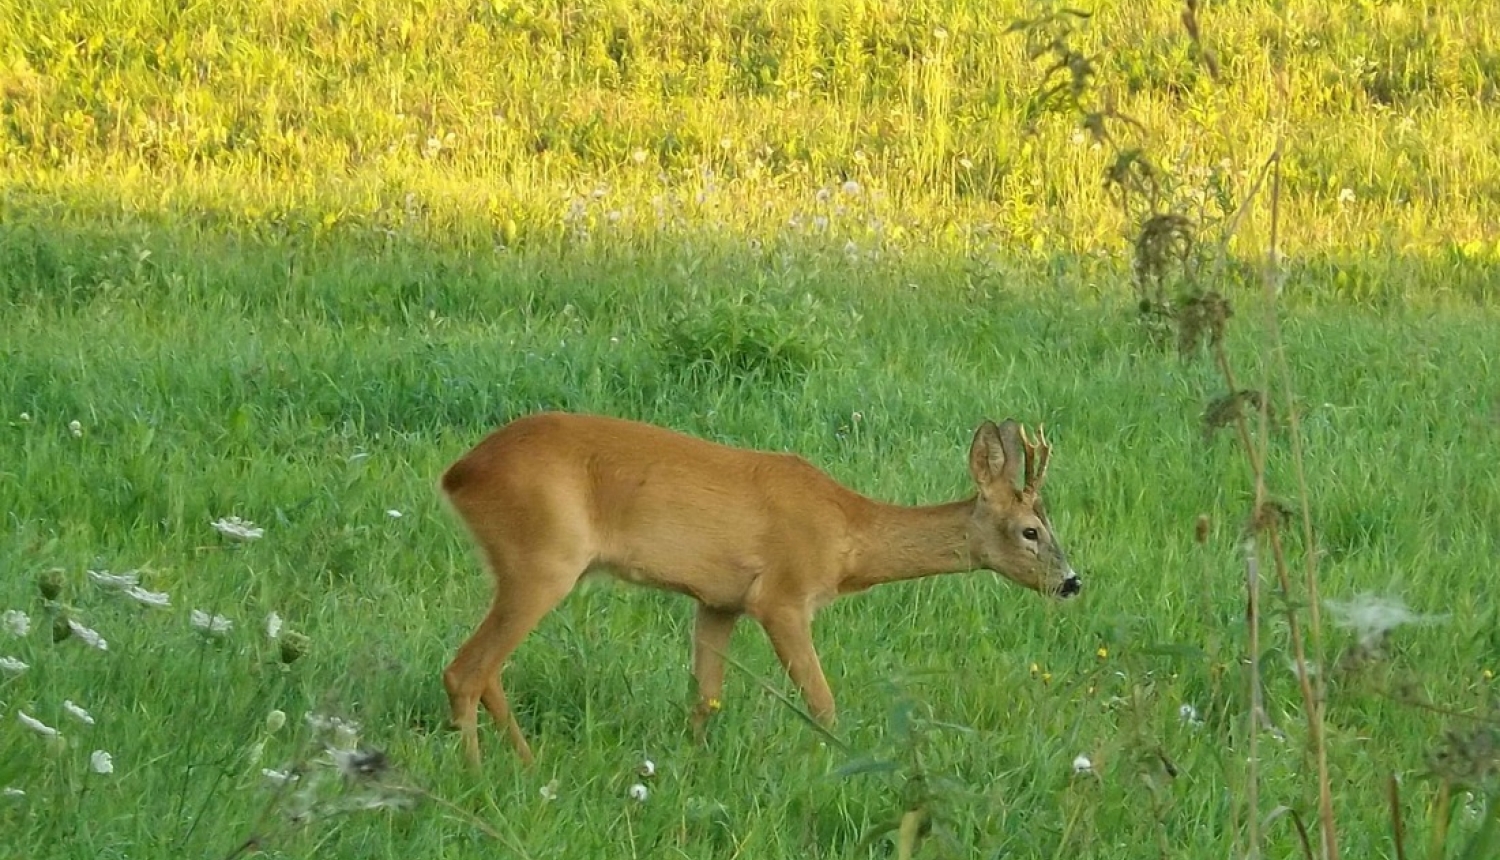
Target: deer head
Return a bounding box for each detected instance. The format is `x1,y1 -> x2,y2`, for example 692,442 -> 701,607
965,419 -> 1081,598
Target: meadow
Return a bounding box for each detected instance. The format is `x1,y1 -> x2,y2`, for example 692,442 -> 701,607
2,0 -> 1499,857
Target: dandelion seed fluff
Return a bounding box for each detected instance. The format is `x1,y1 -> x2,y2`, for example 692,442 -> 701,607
1325,594 -> 1446,646
1072,754 -> 1093,774
639,758 -> 656,778
90,750 -> 114,775
628,783 -> 649,802
69,420 -> 83,437
2,609 -> 30,637
63,700 -> 95,725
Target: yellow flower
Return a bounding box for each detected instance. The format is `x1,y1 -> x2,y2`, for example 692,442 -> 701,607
1096,646 -> 1109,660
707,698 -> 722,712
1484,669 -> 1494,681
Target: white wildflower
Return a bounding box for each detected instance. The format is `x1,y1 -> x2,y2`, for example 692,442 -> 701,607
190,610 -> 234,635
1072,754 -> 1094,775
88,569 -> 140,588
539,779 -> 559,801
0,656 -> 28,674
628,783 -> 649,802
639,758 -> 656,779
3,609 -> 29,637
211,516 -> 264,541
1178,704 -> 1203,727
1337,187 -> 1356,205
933,26 -> 948,41
631,149 -> 648,164
18,711 -> 60,738
3,787 -> 23,797
90,750 -> 113,774
385,509 -> 403,519
18,412 -> 29,422
68,619 -> 108,650
1325,594 -> 1446,647
124,586 -> 171,608
266,611 -> 283,640
262,768 -> 298,785
69,420 -> 83,437
63,700 -> 95,725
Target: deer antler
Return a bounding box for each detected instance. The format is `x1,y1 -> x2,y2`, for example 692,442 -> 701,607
1020,424 -> 1051,496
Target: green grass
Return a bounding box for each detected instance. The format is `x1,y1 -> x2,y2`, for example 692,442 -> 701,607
2,0 -> 1500,857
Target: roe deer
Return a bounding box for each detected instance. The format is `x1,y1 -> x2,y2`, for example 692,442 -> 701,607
440,411 -> 1080,765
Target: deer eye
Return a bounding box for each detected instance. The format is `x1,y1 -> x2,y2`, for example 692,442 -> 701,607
1022,527 -> 1039,541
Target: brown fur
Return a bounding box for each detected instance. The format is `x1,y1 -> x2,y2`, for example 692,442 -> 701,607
440,411 -> 1078,765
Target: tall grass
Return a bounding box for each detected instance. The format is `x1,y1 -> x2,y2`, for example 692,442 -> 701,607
2,1 -> 1499,858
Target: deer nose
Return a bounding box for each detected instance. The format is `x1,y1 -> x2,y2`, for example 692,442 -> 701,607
1059,574 -> 1082,598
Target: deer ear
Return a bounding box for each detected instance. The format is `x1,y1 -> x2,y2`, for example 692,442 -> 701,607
969,420 -> 1024,491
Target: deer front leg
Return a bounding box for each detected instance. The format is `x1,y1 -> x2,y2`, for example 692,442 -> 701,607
690,604 -> 740,743
754,604 -> 836,726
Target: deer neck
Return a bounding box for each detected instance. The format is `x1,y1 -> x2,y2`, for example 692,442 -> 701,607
841,498 -> 976,593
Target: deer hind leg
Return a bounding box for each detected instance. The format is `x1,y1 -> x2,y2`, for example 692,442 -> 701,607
754,604 -> 836,726
444,556 -> 579,767
690,604 -> 740,744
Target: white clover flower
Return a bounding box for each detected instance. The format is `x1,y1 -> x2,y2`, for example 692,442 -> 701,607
88,569 -> 140,588
211,516 -> 264,541
539,779 -> 559,801
18,412 -> 29,422
266,611 -> 283,640
190,610 -> 234,635
124,586 -> 171,608
628,783 -> 649,802
262,768 -> 298,785
1072,754 -> 1093,775
69,420 -> 83,437
385,509 -> 403,519
639,758 -> 656,779
68,619 -> 109,650
3,609 -> 30,637
1337,187 -> 1356,205
0,656 -> 28,675
18,711 -> 60,738
1325,594 -> 1446,647
63,700 -> 95,725
90,750 -> 113,774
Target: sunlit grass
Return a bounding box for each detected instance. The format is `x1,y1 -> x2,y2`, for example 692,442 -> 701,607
2,0 -> 1499,856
